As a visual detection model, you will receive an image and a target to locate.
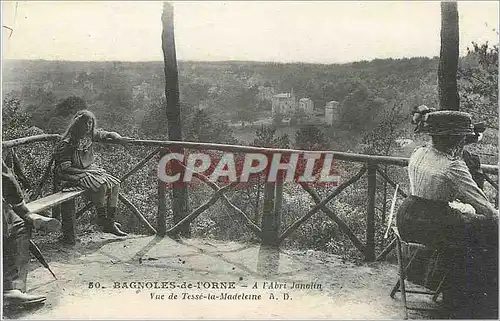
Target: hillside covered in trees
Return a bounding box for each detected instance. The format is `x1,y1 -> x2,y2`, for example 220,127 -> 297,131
4,56 -> 438,140
3,52 -> 496,153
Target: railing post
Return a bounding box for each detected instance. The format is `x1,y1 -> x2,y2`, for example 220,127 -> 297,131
274,175 -> 284,238
261,181 -> 277,246
157,149 -> 167,237
60,199 -> 76,245
365,163 -> 377,261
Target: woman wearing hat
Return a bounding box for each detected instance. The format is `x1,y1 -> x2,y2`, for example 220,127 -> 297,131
53,109 -> 128,237
397,107 -> 498,319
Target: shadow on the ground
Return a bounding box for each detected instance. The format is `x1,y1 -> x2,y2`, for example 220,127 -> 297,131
26,229 -> 143,274
3,301 -> 46,319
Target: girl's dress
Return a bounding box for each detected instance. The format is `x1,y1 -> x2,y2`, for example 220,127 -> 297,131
53,131 -> 120,193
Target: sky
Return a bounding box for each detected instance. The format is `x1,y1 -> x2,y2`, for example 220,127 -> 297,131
2,1 -> 499,64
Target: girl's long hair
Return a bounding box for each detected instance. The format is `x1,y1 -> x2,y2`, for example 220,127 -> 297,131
62,109 -> 98,141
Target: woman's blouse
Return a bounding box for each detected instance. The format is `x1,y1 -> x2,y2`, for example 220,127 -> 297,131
408,145 -> 493,215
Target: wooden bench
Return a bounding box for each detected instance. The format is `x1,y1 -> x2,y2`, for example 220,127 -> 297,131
4,135 -> 158,246
26,189 -> 85,214
25,185 -> 158,244
26,189 -> 86,245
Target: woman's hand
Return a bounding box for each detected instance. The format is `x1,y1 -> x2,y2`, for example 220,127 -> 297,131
106,132 -> 132,142
462,213 -> 486,223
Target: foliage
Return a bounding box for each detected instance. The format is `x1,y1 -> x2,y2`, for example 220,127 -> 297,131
361,102 -> 406,156
28,89 -> 58,130
458,41 -> 498,128
252,126 -> 290,149
54,96 -> 87,118
183,108 -> 238,144
96,85 -> 135,134
2,96 -> 54,203
43,96 -> 89,133
295,125 -> 328,150
140,97 -> 169,139
338,86 -> 387,133
2,96 -> 34,140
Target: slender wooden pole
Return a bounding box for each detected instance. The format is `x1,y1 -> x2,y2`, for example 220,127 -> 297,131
261,182 -> 277,245
161,2 -> 189,237
157,167 -> 167,236
382,165 -> 388,240
254,175 -> 262,223
274,175 -> 284,236
438,1 -> 460,111
365,163 -> 377,261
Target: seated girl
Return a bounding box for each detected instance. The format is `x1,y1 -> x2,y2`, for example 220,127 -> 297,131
53,109 -> 127,237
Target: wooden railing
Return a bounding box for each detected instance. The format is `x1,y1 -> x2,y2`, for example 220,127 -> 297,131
3,134 -> 498,261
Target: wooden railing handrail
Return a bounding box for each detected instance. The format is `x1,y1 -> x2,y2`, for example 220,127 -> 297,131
2,135 -> 498,174
106,138 -> 500,174
2,134 -> 61,148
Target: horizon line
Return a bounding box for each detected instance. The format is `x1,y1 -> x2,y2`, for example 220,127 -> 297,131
3,56 -> 441,66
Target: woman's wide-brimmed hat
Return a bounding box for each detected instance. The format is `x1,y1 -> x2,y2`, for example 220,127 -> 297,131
412,105 -> 475,136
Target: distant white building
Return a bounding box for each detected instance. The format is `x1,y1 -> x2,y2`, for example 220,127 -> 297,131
325,101 -> 340,125
298,98 -> 314,116
272,90 -> 296,116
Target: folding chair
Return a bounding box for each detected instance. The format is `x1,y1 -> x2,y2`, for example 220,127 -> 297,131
384,185 -> 447,319
389,226 -> 447,319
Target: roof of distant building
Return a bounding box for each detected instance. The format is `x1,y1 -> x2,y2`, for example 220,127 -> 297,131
325,101 -> 339,107
274,93 -> 292,98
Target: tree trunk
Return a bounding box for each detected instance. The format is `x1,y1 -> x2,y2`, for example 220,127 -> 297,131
161,2 -> 190,237
438,2 -> 460,111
